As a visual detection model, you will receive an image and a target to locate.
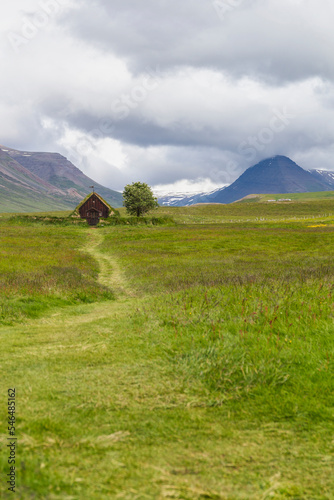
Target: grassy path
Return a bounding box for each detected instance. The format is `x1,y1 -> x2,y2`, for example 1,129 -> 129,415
3,295 -> 323,500
83,229 -> 132,297
1,226 -> 333,499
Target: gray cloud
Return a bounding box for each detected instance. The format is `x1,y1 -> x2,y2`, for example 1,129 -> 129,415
65,0 -> 334,83
1,0 -> 334,193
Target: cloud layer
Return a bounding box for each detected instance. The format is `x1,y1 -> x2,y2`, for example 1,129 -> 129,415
1,0 -> 334,192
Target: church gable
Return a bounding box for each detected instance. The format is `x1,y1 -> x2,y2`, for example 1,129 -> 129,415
73,192 -> 117,225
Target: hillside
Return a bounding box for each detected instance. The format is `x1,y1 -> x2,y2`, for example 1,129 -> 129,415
0,148 -> 74,212
158,157 -> 334,207
308,169 -> 334,187
0,145 -> 122,212
207,156 -> 332,204
235,190 -> 334,203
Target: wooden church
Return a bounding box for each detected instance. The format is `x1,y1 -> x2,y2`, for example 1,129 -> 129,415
74,192 -> 117,225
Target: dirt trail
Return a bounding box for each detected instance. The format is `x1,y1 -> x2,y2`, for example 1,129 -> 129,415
83,229 -> 132,297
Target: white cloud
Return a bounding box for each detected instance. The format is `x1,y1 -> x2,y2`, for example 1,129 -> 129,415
1,0 -> 334,193
153,178 -> 224,197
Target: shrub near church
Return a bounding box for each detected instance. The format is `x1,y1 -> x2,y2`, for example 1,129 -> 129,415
123,182 -> 159,217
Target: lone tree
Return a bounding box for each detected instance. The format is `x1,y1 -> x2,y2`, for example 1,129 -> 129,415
123,182 -> 159,217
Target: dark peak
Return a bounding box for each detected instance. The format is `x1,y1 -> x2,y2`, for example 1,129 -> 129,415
207,154 -> 333,204
249,155 -> 300,172
273,155 -> 290,160
258,155 -> 295,164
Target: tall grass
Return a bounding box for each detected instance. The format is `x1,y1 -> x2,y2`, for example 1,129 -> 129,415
100,224 -> 334,292
99,222 -> 334,418
0,224 -> 112,323
149,281 -> 334,414
0,209 -> 334,498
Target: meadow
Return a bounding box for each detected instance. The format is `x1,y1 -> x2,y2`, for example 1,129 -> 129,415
0,201 -> 333,499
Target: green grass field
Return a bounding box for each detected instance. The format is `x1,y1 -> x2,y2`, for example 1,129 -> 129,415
0,201 -> 334,499
237,191 -> 334,203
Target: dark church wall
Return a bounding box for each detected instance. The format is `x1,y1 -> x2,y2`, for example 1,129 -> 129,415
79,194 -> 109,218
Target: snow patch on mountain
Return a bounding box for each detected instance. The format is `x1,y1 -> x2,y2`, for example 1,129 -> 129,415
157,187 -> 226,207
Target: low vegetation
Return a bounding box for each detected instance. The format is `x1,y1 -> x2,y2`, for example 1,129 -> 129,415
0,200 -> 333,499
0,225 -> 113,324
7,214 -> 175,227
153,199 -> 334,224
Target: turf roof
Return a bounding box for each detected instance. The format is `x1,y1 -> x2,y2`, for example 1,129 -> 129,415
72,192 -> 116,216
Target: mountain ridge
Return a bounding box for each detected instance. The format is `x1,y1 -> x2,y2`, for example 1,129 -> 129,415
208,156 -> 332,204
0,145 -> 122,212
159,156 -> 334,206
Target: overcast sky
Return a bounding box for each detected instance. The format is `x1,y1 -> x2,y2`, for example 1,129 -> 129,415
1,0 -> 334,193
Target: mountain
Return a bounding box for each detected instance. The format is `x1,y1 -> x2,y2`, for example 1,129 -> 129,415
308,169 -> 334,188
205,156 -> 332,204
0,145 -> 122,212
